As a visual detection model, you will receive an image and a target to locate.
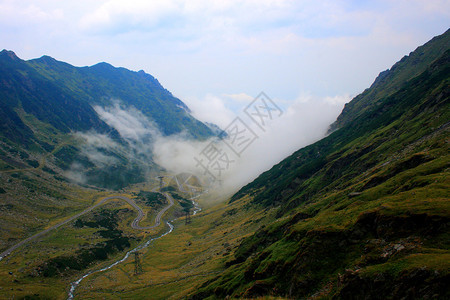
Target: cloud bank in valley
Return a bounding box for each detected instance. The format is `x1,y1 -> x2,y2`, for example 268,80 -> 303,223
64,102 -> 160,186
198,93 -> 350,192
71,94 -> 348,193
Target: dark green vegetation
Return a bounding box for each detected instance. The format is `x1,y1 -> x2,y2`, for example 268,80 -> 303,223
0,50 -> 213,141
37,209 -> 134,277
135,190 -> 165,207
159,185 -> 194,212
0,50 -> 214,190
160,186 -> 177,192
160,186 -> 193,212
171,192 -> 194,212
192,30 -> 450,299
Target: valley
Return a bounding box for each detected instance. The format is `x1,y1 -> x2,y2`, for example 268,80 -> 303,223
0,28 -> 449,299
0,174 -> 202,299
0,192 -> 174,260
70,192 -> 275,299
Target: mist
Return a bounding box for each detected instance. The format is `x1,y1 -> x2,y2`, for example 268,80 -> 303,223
196,94 -> 349,192
64,102 -> 159,187
68,95 -> 347,194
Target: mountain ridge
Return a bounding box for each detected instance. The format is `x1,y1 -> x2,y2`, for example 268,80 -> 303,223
190,29 -> 450,299
232,29 -> 450,209
0,50 -> 214,189
25,51 -> 202,136
329,28 -> 450,132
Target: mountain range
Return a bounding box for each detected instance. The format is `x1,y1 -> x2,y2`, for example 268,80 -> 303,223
0,29 -> 448,299
0,51 -> 214,189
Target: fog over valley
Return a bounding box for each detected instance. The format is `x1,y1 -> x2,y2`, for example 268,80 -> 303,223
0,1 -> 448,299
69,94 -> 348,193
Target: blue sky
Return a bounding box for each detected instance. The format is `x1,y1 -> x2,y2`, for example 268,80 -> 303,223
1,0 -> 449,126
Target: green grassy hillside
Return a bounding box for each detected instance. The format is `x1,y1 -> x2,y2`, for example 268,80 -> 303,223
191,31 -> 450,299
330,29 -> 450,131
0,49 -> 220,299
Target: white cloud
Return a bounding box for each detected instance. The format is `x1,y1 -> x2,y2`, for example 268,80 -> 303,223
1,0 -> 448,101
93,102 -> 158,141
0,1 -> 63,26
151,135 -> 211,175
70,95 -> 347,193
153,92 -> 349,192
215,93 -> 350,191
223,93 -> 254,103
183,94 -> 236,128
79,0 -> 181,33
24,4 -> 64,22
73,132 -> 121,167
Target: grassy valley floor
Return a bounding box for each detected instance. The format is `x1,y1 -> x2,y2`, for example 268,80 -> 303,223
0,178 -> 180,299
70,192 -> 277,299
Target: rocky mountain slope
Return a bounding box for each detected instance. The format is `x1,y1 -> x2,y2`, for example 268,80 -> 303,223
0,51 -> 214,189
191,29 -> 450,299
329,28 -> 450,131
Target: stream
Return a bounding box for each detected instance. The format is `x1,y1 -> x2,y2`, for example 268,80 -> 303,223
67,195 -> 202,299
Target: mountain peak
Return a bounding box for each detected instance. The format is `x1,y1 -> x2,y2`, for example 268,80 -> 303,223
38,55 -> 57,62
329,29 -> 450,132
91,61 -> 115,70
0,49 -> 20,61
370,69 -> 390,88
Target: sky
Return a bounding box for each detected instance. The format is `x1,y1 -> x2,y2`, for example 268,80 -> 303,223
1,0 -> 449,124
1,1 -> 449,189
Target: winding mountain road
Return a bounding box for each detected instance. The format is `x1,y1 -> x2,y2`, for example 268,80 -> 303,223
130,192 -> 174,229
0,192 -> 174,260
